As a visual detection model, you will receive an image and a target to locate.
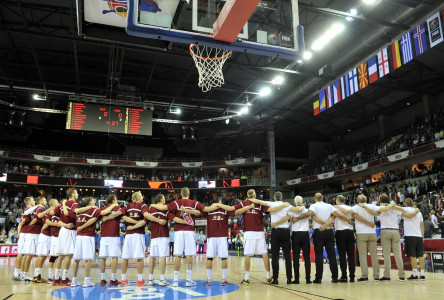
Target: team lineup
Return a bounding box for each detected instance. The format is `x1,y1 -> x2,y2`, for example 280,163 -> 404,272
11,187 -> 426,290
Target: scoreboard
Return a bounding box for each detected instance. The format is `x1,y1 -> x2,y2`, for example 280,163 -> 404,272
66,102 -> 152,136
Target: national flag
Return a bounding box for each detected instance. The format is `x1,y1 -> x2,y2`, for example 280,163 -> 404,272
340,76 -> 346,100
332,80 -> 341,104
377,48 -> 390,77
413,23 -> 428,56
400,32 -> 414,64
326,85 -> 333,108
358,62 -> 368,89
391,40 -> 402,70
313,100 -> 320,116
319,90 -> 326,112
343,73 -> 350,98
367,56 -> 378,84
348,68 -> 358,95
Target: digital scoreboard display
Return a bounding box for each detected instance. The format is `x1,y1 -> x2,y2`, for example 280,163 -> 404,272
66,102 -> 152,136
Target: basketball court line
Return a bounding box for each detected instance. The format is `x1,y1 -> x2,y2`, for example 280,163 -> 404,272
3,294 -> 13,300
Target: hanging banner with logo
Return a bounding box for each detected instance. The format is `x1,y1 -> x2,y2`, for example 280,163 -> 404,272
427,11 -> 444,48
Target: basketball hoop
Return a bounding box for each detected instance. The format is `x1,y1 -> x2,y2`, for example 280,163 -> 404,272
189,44 -> 232,92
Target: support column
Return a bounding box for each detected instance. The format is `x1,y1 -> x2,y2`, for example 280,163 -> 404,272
422,95 -> 429,117
378,115 -> 386,139
267,128 -> 276,188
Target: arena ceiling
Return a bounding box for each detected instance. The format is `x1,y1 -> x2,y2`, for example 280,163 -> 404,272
0,0 -> 443,155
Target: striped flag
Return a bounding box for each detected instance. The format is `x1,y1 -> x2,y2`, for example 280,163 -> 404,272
313,100 -> 320,116
333,80 -> 341,104
367,56 -> 378,84
326,85 -> 333,108
340,76 -> 347,100
377,48 -> 390,77
400,32 -> 414,64
391,40 -> 402,70
319,90 -> 326,112
413,23 -> 428,56
358,62 -> 368,89
348,68 -> 358,95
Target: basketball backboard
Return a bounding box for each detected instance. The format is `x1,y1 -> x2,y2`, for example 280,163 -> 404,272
126,0 -> 305,60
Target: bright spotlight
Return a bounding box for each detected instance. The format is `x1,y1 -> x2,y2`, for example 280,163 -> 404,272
225,119 -> 230,124
332,23 -> 345,33
362,0 -> 376,4
272,76 -> 284,85
259,87 -> 272,97
238,106 -> 249,116
32,94 -> 46,101
303,51 -> 312,60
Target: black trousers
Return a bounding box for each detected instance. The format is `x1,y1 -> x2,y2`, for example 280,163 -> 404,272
313,229 -> 338,280
335,229 -> 355,279
291,231 -> 311,281
169,242 -> 174,255
271,228 -> 292,280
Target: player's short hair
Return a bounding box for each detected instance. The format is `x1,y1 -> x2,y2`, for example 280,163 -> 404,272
336,195 -> 345,203
66,188 -> 77,199
24,196 -> 34,205
106,194 -> 117,205
405,198 -> 414,207
49,198 -> 58,206
247,189 -> 256,199
36,196 -> 46,204
132,191 -> 142,202
379,194 -> 390,204
357,194 -> 367,203
314,193 -> 323,202
181,187 -> 190,197
274,191 -> 283,201
79,196 -> 94,208
294,195 -> 303,205
155,194 -> 164,203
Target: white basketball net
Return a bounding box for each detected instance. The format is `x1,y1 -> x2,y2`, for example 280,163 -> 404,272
189,44 -> 232,92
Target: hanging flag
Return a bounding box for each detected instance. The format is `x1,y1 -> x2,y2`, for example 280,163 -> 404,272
348,68 -> 358,95
319,89 -> 326,112
326,85 -> 333,108
413,23 -> 429,56
391,40 -> 402,70
340,76 -> 346,100
400,32 -> 414,64
367,56 -> 378,84
332,80 -> 341,104
377,48 -> 390,77
427,12 -> 444,48
313,100 -> 320,116
343,73 -> 350,98
358,62 -> 368,89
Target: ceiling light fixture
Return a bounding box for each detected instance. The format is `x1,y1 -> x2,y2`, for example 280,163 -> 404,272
303,51 -> 312,60
169,107 -> 181,114
225,119 -> 230,124
346,8 -> 358,22
258,87 -> 272,97
312,23 -> 345,51
238,106 -> 249,116
272,75 -> 284,85
32,94 -> 46,101
362,0 -> 377,5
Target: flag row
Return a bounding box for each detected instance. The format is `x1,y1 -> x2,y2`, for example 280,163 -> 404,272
314,10 -> 444,116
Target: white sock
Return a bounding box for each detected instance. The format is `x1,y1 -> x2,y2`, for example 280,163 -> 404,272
266,271 -> 270,279
55,269 -> 61,280
48,268 -> 53,280
186,270 -> 192,281
413,269 -> 418,276
62,269 -> 69,280
206,269 -> 212,281
138,274 -> 143,281
111,273 -> 116,281
245,271 -> 250,280
160,274 -> 165,280
174,271 -> 179,282
85,277 -> 90,282
72,277 -> 77,282
149,274 -> 154,280
420,270 -> 424,276
14,269 -> 21,277
101,273 -> 105,280
222,269 -> 227,280
34,268 -> 41,277
19,271 -> 24,278
121,274 -> 127,281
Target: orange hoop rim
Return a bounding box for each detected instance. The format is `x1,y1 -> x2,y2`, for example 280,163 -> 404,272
189,44 -> 233,61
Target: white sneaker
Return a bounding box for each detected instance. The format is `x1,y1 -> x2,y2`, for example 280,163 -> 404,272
171,281 -> 179,287
71,278 -> 80,287
159,280 -> 169,287
21,275 -> 32,282
147,280 -> 154,286
186,280 -> 197,287
83,279 -> 94,288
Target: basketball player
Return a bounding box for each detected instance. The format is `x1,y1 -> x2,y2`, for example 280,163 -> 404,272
98,194 -> 122,287
71,197 -> 106,287
181,197 -> 254,285
127,193 -> 188,287
150,187 -> 220,287
104,191 -> 167,287
13,196 -> 40,282
44,199 -> 64,284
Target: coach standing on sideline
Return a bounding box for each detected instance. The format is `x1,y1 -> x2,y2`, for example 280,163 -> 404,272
334,195 -> 355,283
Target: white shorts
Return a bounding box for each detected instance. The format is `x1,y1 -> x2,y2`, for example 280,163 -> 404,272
73,236 -> 95,261
36,234 -> 51,256
23,233 -> 39,255
150,237 -> 169,258
244,235 -> 267,256
50,237 -> 58,256
122,234 -> 145,260
57,227 -> 76,255
173,231 -> 196,257
207,237 -> 228,259
99,237 -> 121,258
18,233 -> 27,255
